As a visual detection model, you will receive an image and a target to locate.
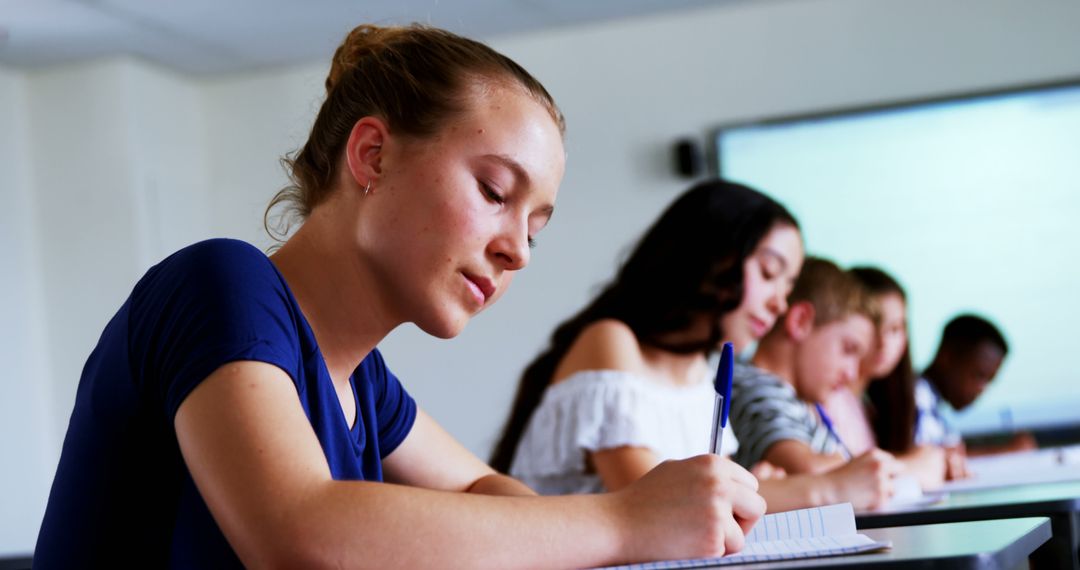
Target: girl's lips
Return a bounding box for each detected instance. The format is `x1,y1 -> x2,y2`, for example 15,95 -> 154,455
749,316 -> 771,337
464,277 -> 485,305
463,273 -> 495,305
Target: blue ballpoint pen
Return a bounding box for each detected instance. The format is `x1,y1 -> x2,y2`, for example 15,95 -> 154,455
815,402 -> 853,460
709,342 -> 735,455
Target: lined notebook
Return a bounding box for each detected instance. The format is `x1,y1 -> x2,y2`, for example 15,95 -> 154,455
942,443 -> 1080,492
602,503 -> 890,569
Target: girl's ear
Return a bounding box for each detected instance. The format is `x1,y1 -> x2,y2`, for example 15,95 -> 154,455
784,301 -> 816,342
344,116 -> 388,191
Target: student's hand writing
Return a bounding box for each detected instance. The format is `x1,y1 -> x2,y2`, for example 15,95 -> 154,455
944,443 -> 970,480
750,460 -> 787,480
828,449 -> 902,511
612,455 -> 766,563
1006,432 -> 1038,453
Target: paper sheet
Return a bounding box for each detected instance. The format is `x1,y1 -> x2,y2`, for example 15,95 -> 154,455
883,474 -> 948,509
600,503 -> 891,569
942,443 -> 1080,493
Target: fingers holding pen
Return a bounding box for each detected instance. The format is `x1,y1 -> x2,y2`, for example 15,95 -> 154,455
615,455 -> 765,561
718,458 -> 767,534
722,455 -> 761,491
692,455 -> 766,548
700,455 -> 766,555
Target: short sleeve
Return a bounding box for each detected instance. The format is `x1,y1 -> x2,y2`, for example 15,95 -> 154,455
358,349 -> 417,457
729,365 -> 814,468
127,239 -> 303,420
914,378 -> 961,446
511,371 -> 684,479
913,379 -> 935,444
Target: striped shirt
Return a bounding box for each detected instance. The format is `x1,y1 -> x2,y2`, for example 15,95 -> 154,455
914,376 -> 962,446
730,364 -> 836,469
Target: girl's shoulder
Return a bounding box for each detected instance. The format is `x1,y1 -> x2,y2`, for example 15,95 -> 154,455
164,238 -> 268,271
133,238 -> 282,305
552,319 -> 648,384
577,318 -> 639,348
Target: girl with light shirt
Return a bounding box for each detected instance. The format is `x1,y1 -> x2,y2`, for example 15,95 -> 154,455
493,181 -> 895,512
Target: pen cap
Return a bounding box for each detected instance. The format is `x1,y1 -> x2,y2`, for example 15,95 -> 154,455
717,342 -> 734,426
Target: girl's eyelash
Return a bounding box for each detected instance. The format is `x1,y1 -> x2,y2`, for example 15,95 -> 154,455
480,179 -> 537,249
481,181 -> 505,204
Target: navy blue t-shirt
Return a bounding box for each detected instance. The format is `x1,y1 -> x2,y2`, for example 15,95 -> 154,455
34,239 -> 417,568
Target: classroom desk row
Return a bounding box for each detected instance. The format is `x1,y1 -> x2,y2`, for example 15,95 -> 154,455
718,517 -> 1050,569
857,479 -> 1080,569
700,446 -> 1080,569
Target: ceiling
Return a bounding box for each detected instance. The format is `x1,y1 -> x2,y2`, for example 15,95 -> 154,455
0,0 -> 737,75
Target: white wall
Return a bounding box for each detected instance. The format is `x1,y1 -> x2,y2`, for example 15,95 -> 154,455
25,59 -> 214,448
4,0 -> 1080,555
201,65 -> 327,245
124,62 -> 214,266
0,66 -> 55,556
1,58 -> 216,555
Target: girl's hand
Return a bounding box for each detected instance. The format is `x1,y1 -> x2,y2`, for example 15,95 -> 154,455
611,455 -> 766,563
750,460 -> 787,480
828,449 -> 902,511
945,443 -> 970,480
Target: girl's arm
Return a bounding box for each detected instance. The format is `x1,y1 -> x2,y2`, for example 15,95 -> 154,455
896,444 -> 946,489
763,439 -> 847,474
548,318 -> 671,492
592,446 -> 663,491
757,449 -> 900,512
176,360 -> 766,569
382,409 -> 536,496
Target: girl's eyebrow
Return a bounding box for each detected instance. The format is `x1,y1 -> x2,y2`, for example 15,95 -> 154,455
483,154 -> 531,187
758,247 -> 788,269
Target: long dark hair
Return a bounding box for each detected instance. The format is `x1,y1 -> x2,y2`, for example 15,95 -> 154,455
856,267 -> 917,454
489,179 -> 799,472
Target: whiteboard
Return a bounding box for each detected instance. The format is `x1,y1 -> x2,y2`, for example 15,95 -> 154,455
716,83 -> 1080,435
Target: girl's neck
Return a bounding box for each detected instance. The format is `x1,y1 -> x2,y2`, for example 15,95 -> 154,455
639,346 -> 709,387
270,215 -> 400,385
851,373 -> 873,395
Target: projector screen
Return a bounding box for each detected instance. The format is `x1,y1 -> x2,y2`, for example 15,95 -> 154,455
715,81 -> 1080,436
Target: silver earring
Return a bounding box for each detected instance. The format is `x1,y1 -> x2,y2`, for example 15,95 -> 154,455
362,180 -> 372,196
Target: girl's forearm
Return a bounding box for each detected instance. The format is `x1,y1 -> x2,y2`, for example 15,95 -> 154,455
466,473 -> 538,496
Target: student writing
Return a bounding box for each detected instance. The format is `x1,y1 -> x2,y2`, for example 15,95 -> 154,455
33,24 -> 764,568
825,266 -> 948,488
490,181 -> 800,496
730,257 -> 903,511
492,183 -> 898,513
916,314 -> 1034,463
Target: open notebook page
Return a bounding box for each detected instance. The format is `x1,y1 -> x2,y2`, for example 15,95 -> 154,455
600,503 -> 890,570
941,443 -> 1080,492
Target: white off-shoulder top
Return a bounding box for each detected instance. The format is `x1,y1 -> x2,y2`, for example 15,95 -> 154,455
509,369 -> 739,495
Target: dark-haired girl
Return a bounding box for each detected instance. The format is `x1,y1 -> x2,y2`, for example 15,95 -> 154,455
491,181 -> 805,494
494,181 -> 904,512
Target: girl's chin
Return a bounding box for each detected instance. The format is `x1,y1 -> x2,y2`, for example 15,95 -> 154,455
727,335 -> 750,354
870,363 -> 893,378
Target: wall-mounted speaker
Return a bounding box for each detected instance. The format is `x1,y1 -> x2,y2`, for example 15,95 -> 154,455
673,138 -> 703,178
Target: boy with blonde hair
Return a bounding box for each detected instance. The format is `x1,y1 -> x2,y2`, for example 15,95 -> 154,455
730,257 -> 903,508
